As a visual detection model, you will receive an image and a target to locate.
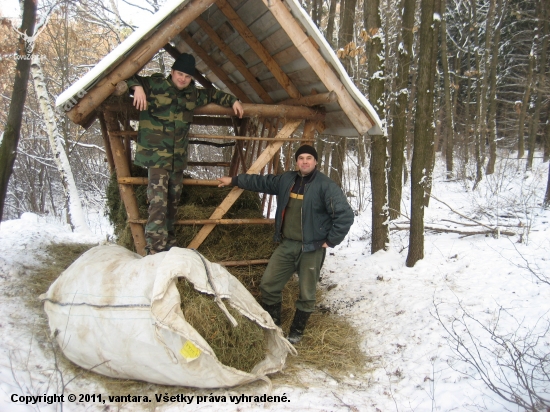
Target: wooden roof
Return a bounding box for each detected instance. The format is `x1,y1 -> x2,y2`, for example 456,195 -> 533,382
56,0 -> 382,136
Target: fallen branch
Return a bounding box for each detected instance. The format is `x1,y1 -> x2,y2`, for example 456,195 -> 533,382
390,223 -> 516,237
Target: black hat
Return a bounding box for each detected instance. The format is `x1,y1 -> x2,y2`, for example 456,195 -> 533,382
172,53 -> 195,75
295,144 -> 318,161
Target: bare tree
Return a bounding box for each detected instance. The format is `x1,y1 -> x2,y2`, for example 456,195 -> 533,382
406,0 -> 437,267
0,0 -> 37,223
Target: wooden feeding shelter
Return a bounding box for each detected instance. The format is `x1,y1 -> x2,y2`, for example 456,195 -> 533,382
56,0 -> 382,259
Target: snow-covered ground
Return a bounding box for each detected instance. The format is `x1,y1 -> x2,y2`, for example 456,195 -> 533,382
0,155 -> 549,411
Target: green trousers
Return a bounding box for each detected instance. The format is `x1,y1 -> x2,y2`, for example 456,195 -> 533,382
260,238 -> 326,312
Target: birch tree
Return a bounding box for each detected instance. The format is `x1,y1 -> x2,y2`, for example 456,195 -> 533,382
30,54 -> 92,234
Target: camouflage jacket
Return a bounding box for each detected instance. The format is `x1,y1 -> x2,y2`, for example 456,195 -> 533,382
126,73 -> 238,170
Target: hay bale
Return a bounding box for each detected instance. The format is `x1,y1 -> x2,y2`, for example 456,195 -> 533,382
176,278 -> 266,373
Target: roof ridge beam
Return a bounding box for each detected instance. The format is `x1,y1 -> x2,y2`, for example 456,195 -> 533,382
215,0 -> 301,99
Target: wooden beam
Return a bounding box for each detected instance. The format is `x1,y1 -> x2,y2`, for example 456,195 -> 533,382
187,119 -> 302,249
110,130 -> 311,142
118,177 -> 222,186
97,112 -> 115,172
104,111 -> 146,255
179,30 -> 251,103
65,0 -> 218,125
280,91 -> 337,107
195,16 -> 274,104
218,259 -> 270,266
128,218 -> 275,225
101,101 -> 324,120
215,0 -> 301,99
262,0 -> 375,134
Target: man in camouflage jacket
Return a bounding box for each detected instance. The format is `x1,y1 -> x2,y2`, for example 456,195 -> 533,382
126,53 -> 243,255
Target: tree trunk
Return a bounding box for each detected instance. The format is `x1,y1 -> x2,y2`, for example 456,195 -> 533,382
517,53 -> 534,159
388,0 -> 416,219
329,137 -> 346,187
326,0 -> 338,48
30,55 -> 92,234
526,0 -> 548,171
421,0 -> 441,207
406,0 -> 437,267
440,0 -> 454,179
0,0 -> 37,223
485,0 -> 506,175
365,0 -> 388,253
338,0 -> 357,75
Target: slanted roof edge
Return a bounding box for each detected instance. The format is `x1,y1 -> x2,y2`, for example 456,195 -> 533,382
55,0 -> 188,108
283,0 -> 382,131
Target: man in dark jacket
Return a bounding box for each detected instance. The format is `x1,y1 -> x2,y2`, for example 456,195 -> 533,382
126,53 -> 243,255
217,145 -> 354,343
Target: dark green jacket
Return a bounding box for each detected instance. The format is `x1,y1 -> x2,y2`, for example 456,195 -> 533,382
234,169 -> 354,252
126,74 -> 237,171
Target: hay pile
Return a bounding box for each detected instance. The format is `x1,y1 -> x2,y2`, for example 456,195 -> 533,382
176,278 -> 266,373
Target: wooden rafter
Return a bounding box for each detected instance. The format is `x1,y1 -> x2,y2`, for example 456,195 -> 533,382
65,0 -> 218,125
179,30 -> 251,103
215,0 -> 301,99
195,16 -> 274,104
262,0 -> 375,134
187,119 -> 302,249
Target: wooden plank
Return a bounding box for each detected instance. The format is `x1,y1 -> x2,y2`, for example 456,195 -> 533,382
187,119 -> 302,249
195,16 -> 274,103
128,218 -> 275,225
262,0 -> 375,133
65,0 -> 218,125
219,259 -> 270,266
179,30 -> 252,103
119,177 -> 222,186
215,0 -> 301,99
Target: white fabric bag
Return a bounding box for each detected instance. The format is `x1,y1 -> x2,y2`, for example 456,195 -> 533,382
40,245 -> 295,388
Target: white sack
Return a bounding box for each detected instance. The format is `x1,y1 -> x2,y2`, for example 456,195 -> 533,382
40,245 -> 295,388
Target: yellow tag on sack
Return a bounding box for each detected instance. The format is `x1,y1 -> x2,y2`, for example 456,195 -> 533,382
180,340 -> 201,360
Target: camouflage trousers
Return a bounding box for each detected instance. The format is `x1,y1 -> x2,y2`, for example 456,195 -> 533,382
145,167 -> 184,254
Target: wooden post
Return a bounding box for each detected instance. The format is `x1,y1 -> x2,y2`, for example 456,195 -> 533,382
103,111 -> 146,255
187,119 -> 302,249
301,119 -> 317,145
97,112 -> 115,172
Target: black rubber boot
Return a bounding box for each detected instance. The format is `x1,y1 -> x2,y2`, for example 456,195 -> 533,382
287,309 -> 312,344
262,302 -> 282,327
